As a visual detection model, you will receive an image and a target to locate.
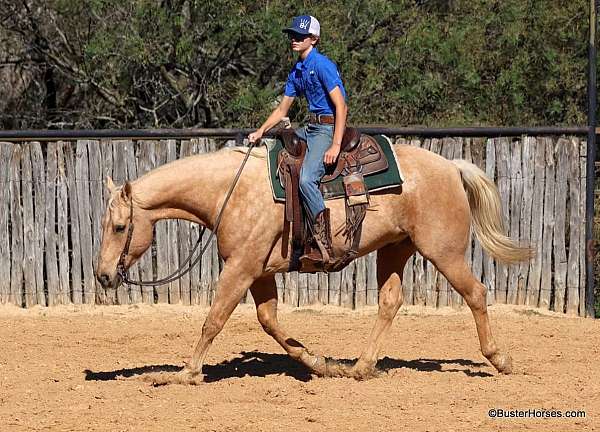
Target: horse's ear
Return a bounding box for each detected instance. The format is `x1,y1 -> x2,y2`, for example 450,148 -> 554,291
121,181 -> 132,201
106,176 -> 117,193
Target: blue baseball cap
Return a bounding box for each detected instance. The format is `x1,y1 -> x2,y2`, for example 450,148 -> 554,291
282,15 -> 320,37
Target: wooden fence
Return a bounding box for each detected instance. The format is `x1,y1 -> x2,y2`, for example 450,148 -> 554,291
0,136 -> 588,315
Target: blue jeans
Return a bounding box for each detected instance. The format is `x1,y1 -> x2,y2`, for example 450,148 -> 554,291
295,123 -> 334,220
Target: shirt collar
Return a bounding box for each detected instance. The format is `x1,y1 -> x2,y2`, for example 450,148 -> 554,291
295,47 -> 318,70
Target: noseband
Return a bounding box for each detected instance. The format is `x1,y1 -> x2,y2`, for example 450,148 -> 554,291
116,197 -> 135,282
115,141 -> 256,287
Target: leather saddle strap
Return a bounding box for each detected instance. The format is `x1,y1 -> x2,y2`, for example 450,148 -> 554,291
282,158 -> 294,222
290,163 -> 303,243
280,152 -> 304,244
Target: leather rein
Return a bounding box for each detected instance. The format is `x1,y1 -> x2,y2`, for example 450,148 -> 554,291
116,141 -> 256,287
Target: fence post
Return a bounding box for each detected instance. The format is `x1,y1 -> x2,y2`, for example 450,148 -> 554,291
585,0 -> 598,317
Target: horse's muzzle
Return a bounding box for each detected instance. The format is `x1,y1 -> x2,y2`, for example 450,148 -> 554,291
96,272 -> 122,290
97,273 -> 111,288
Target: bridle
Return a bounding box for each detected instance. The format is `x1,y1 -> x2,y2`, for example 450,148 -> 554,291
115,141 -> 256,287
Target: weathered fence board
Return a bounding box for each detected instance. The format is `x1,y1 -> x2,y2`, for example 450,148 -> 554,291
88,140 -> 105,305
527,140 -> 546,307
299,273 -> 310,306
31,143 -> 46,306
308,273 -> 319,305
355,256 -> 367,308
578,140 -> 587,316
517,137 -> 534,305
56,143 -> 70,304
10,145 -> 24,306
275,273 -> 285,304
76,141 -> 96,304
318,271 -> 328,305
0,136 -> 588,314
366,252 -> 378,306
45,142 -> 60,306
21,144 -> 38,307
0,143 -> 12,304
328,270 -> 340,306
540,137 -> 556,310
566,138 -> 581,315
553,139 -> 569,312
285,271 -> 299,306
413,252 -> 426,306
64,143 -> 83,304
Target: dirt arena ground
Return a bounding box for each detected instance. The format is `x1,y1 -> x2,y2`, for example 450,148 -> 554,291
0,303 -> 598,432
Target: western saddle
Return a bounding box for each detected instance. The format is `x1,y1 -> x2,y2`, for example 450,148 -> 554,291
276,127 -> 389,272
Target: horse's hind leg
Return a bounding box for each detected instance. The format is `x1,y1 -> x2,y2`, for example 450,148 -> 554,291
250,275 -> 335,376
433,254 -> 512,374
351,240 -> 415,379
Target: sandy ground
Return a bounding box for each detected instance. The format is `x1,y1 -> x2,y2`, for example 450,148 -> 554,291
0,303 -> 598,432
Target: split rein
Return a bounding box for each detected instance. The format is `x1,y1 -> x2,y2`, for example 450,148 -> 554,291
116,141 -> 257,287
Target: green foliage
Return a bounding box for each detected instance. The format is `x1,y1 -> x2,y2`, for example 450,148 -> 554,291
0,0 -> 594,128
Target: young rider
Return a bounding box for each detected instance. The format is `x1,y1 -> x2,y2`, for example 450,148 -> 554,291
248,15 -> 348,266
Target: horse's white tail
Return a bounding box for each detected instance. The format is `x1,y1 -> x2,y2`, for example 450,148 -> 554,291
452,159 -> 535,264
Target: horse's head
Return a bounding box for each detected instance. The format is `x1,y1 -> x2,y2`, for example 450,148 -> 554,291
95,177 -> 154,289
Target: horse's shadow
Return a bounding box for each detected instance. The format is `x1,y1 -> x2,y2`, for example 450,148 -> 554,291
84,351 -> 492,383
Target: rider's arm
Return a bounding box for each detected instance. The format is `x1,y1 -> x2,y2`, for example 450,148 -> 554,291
323,87 -> 347,165
329,87 -> 347,148
248,96 -> 295,143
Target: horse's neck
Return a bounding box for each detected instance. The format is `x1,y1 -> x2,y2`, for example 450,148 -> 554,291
132,151 -> 235,229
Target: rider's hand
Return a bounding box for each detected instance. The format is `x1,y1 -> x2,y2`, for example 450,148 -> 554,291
324,144 -> 341,165
248,130 -> 263,144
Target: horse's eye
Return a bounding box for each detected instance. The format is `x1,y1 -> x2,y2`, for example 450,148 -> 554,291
115,224 -> 126,233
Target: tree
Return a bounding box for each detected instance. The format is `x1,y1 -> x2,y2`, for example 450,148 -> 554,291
0,0 -> 591,129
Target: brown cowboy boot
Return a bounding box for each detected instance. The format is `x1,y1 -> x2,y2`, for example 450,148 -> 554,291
300,208 -> 334,268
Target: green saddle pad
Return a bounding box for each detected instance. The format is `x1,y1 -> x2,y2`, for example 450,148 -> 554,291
267,134 -> 403,202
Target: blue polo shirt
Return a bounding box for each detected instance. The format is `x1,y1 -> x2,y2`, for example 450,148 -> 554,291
284,48 -> 347,116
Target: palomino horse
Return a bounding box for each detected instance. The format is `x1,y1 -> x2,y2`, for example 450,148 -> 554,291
96,142 -> 533,383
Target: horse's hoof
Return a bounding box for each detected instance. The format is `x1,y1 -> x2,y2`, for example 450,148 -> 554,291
300,351 -> 328,376
489,352 -> 513,375
176,367 -> 204,384
350,360 -> 379,380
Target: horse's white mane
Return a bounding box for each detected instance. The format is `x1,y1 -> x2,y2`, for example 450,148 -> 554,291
230,146 -> 268,159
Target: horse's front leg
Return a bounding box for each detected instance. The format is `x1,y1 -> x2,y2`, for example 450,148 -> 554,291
178,257 -> 258,383
250,275 -> 333,376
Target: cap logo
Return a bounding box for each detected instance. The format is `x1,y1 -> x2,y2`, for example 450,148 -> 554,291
299,18 -> 310,30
